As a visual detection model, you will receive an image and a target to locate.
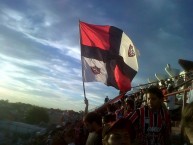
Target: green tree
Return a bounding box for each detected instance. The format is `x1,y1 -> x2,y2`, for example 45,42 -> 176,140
25,107 -> 49,124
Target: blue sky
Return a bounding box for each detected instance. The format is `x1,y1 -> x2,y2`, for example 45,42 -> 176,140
0,0 -> 192,111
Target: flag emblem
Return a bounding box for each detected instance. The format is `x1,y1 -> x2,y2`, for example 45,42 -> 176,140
91,66 -> 101,74
128,44 -> 135,57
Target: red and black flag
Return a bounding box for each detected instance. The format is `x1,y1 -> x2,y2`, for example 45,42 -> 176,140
79,21 -> 138,92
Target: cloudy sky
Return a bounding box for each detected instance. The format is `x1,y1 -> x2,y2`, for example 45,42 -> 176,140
0,0 -> 192,111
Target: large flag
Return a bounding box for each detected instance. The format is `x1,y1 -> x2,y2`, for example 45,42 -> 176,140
79,21 -> 138,92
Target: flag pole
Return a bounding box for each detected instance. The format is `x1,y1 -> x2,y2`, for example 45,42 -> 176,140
79,20 -> 87,99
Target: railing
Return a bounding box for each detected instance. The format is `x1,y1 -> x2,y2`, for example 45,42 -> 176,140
91,77 -> 193,113
165,88 -> 191,110
165,77 -> 193,110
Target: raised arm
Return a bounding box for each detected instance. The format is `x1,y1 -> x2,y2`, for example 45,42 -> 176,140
84,97 -> 89,116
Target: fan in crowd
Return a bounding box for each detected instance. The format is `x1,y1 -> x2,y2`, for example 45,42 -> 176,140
83,112 -> 103,145
128,86 -> 171,145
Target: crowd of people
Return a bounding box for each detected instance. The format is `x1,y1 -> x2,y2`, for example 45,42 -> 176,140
44,72 -> 193,145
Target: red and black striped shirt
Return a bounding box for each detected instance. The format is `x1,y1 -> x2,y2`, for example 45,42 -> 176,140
129,106 -> 171,145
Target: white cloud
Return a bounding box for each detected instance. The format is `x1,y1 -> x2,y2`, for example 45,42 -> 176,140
1,7 -> 23,21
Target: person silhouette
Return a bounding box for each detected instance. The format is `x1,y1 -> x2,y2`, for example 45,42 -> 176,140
104,96 -> 109,103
